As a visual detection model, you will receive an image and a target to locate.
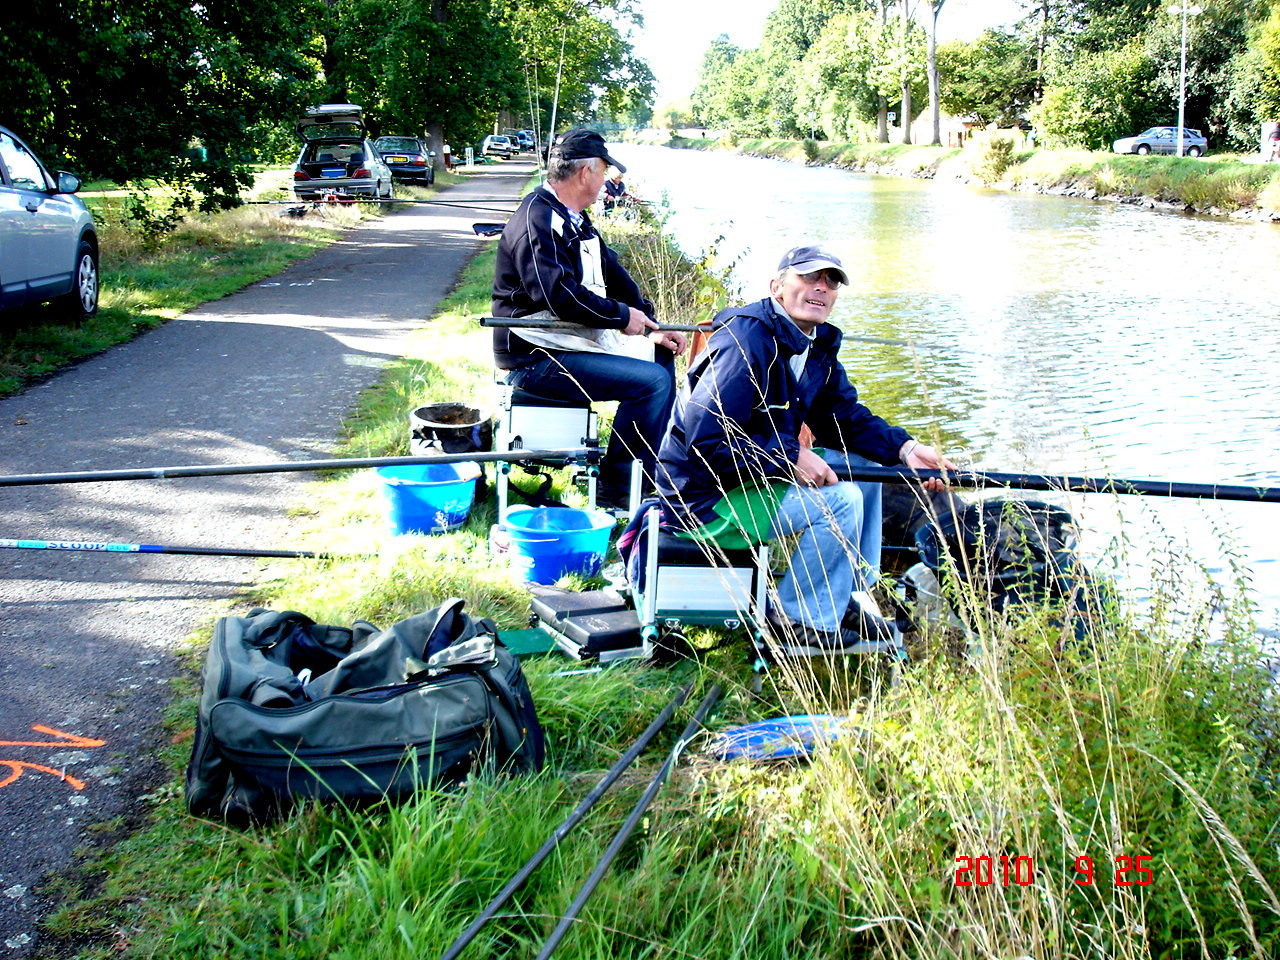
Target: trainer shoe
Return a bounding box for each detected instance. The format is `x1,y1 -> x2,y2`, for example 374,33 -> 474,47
766,607 -> 850,657
840,592 -> 896,645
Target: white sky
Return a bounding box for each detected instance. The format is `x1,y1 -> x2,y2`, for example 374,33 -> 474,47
628,0 -> 1026,106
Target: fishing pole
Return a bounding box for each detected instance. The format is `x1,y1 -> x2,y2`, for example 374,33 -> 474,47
0,538 -> 351,560
533,685 -> 723,960
479,316 -> 921,350
435,680 -> 698,960
832,464 -> 1280,504
0,447 -> 595,488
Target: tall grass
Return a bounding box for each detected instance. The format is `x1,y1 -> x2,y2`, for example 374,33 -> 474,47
45,215 -> 1280,960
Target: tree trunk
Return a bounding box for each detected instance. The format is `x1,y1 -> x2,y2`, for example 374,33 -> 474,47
900,0 -> 912,144
927,1 -> 944,146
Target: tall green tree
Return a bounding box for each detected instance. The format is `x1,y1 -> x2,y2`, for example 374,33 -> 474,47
938,29 -> 1039,125
1,0 -> 322,204
691,34 -> 741,128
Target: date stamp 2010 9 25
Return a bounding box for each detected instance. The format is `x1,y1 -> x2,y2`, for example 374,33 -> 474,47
954,855 -> 1156,888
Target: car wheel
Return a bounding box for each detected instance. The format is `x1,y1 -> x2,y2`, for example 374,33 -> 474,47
52,240 -> 99,319
1136,144 -> 1151,155
427,168 -> 435,185
384,179 -> 395,200
1187,145 -> 1203,158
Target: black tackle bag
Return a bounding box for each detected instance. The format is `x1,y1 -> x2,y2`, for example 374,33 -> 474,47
185,597 -> 545,824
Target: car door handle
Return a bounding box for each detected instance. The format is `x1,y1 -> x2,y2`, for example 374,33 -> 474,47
24,200 -> 41,212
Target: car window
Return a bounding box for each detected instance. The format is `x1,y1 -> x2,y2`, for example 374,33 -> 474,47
0,132 -> 50,191
378,138 -> 419,151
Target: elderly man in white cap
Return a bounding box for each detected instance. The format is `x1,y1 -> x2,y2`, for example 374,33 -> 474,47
656,244 -> 955,654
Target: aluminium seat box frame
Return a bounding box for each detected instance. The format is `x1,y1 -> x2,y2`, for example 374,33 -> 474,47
631,508 -> 909,680
495,384 -> 600,518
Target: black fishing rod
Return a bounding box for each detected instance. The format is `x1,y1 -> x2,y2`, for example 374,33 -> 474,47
533,685 -> 723,960
833,464 -> 1280,504
478,316 -> 927,351
0,447 -> 594,488
0,537 -> 347,560
435,680 -> 698,960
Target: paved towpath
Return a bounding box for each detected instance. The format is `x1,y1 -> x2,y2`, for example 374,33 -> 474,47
0,159 -> 532,953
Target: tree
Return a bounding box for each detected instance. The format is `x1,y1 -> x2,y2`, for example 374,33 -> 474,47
1,0 -> 322,205
691,35 -> 741,129
1030,40 -> 1159,148
938,29 -> 1039,125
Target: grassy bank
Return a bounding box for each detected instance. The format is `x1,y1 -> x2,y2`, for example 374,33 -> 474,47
36,209 -> 1280,960
665,134 -> 1280,218
0,175 -> 460,397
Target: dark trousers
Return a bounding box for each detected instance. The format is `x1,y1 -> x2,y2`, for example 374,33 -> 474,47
505,348 -> 676,493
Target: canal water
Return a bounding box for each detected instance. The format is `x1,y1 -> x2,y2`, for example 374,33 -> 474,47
613,144 -> 1280,636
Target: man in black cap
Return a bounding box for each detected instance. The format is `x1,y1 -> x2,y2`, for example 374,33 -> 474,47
492,128 -> 686,510
656,244 -> 955,654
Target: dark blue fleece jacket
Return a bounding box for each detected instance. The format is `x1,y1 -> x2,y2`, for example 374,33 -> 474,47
656,298 -> 911,526
491,185 -> 652,369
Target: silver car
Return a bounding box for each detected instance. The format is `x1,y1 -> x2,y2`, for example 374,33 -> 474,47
292,104 -> 395,201
0,125 -> 99,318
1112,126 -> 1208,157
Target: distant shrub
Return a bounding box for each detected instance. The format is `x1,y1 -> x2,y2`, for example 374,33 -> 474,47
969,132 -> 1017,183
802,138 -> 819,163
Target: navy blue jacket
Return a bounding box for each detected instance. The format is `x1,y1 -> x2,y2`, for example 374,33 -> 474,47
492,185 -> 652,369
656,298 -> 910,526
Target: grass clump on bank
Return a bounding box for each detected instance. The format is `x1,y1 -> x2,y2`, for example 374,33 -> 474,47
44,216 -> 1280,960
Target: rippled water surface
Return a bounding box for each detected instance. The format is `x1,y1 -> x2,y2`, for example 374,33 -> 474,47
614,144 -> 1280,632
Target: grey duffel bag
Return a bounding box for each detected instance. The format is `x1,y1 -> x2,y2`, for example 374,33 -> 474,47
185,597 -> 545,824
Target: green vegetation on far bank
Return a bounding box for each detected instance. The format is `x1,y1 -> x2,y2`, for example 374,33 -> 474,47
39,212 -> 1280,960
665,134 -> 1280,217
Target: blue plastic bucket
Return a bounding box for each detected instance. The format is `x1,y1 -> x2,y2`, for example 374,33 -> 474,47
503,506 -> 615,583
376,462 -> 481,535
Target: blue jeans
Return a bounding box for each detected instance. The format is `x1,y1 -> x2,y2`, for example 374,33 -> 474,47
768,450 -> 884,632
505,348 -> 676,492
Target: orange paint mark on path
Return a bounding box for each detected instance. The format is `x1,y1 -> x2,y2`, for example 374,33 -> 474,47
0,761 -> 87,790
0,725 -> 107,748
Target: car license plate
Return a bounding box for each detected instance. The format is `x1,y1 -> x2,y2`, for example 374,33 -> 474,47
321,167 -> 346,178
387,155 -> 408,163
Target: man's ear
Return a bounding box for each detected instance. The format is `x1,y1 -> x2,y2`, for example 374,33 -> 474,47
768,277 -> 782,297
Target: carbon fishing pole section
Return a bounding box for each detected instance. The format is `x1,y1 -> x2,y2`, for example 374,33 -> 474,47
435,680 -> 699,960
532,685 -> 723,960
0,449 -> 597,561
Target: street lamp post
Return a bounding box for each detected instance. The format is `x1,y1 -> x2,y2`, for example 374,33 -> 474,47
1169,3 -> 1202,157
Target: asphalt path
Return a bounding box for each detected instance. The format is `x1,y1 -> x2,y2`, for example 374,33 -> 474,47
0,159 -> 533,953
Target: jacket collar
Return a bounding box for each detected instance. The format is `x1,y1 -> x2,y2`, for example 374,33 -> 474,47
721,297 -> 844,356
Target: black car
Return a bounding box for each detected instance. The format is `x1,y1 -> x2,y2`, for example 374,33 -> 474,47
373,136 -> 436,186
0,125 -> 99,319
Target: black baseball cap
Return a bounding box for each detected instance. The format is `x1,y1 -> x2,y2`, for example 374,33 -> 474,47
550,128 -> 626,173
777,245 -> 849,285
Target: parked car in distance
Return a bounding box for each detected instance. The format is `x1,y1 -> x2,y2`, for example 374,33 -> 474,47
292,104 -> 394,201
0,125 -> 99,319
372,136 -> 436,186
1112,126 -> 1208,157
482,135 -> 515,157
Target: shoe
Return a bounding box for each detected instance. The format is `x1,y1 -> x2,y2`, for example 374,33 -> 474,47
766,607 -> 849,656
840,592 -> 896,645
594,486 -> 632,515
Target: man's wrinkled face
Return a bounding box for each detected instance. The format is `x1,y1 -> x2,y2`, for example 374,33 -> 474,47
771,268 -> 842,332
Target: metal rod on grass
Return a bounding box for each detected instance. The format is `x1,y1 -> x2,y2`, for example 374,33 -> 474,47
0,447 -> 594,488
0,538 -> 349,560
833,464 -> 1280,504
533,685 -> 723,960
435,680 -> 698,960
479,317 -> 922,350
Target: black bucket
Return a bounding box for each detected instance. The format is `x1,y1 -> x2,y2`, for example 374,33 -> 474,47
914,498 -> 1081,608
410,403 -> 493,457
